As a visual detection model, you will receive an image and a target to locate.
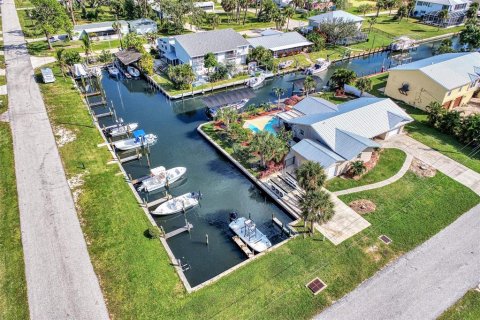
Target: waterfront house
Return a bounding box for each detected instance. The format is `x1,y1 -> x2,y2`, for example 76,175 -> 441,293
274,0 -> 334,10
281,97 -> 413,178
247,32 -> 313,58
194,1 -> 216,12
308,10 -> 364,30
157,29 -> 250,75
129,18 -> 157,35
413,0 -> 470,26
384,52 -> 480,110
72,20 -> 129,40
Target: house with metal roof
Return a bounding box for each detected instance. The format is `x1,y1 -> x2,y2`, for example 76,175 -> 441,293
308,10 -> 364,30
72,20 -> 129,40
385,52 -> 480,110
413,0 -> 470,26
129,18 -> 157,35
157,29 -> 250,75
247,31 -> 313,58
285,97 -> 413,178
277,96 -> 338,122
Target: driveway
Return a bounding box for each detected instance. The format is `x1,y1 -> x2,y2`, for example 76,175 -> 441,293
2,0 -> 109,319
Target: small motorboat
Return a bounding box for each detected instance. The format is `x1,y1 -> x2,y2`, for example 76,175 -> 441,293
305,58 -> 330,75
390,36 -> 417,52
104,121 -> 138,137
108,65 -> 120,77
278,60 -> 294,69
138,166 -> 187,192
246,75 -> 265,88
127,66 -> 140,78
113,130 -> 157,151
151,192 -> 201,215
229,215 -> 272,253
73,63 -> 87,78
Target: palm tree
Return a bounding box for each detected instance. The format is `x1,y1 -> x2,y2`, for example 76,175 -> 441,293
284,6 -> 295,31
438,9 -> 449,30
299,189 -> 335,236
295,161 -> 326,192
349,160 -> 366,177
330,68 -> 357,89
55,48 -> 66,78
303,75 -> 316,96
367,17 -> 377,34
209,13 -> 220,29
80,34 -> 92,64
355,77 -> 373,96
216,107 -> 239,131
112,21 -> 123,48
292,0 -> 304,10
250,131 -> 275,168
272,87 -> 285,110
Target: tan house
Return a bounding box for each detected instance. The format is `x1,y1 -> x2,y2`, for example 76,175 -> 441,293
385,52 -> 480,111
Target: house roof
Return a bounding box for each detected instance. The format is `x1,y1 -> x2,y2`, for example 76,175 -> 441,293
73,20 -> 127,32
277,96 -> 337,121
290,97 -> 412,160
415,0 -> 469,5
174,29 -> 250,58
247,32 -> 313,52
390,52 -> 480,90
291,139 -> 345,168
129,18 -> 156,29
114,50 -> 142,65
308,10 -> 364,24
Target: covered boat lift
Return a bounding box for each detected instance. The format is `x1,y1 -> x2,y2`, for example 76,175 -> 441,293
202,87 -> 255,117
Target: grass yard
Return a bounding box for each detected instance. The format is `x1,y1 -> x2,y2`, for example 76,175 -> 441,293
38,64 -> 480,319
439,290 -> 480,320
201,12 -> 275,31
372,16 -> 464,40
349,30 -> 393,51
14,0 -> 33,8
327,148 -> 407,192
0,99 -> 29,319
27,38 -> 121,57
368,74 -> 480,173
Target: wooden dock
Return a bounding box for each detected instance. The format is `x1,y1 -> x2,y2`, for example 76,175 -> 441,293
95,110 -> 113,119
85,91 -> 102,97
232,236 -> 254,258
273,217 -> 293,237
146,195 -> 171,209
119,153 -> 142,163
89,100 -> 107,108
165,223 -> 193,239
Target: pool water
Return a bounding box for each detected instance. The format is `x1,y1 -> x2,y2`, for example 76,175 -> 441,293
245,117 -> 278,135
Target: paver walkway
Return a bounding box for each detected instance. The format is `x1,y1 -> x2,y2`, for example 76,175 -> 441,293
333,151 -> 414,196
2,0 -> 109,319
383,135 -> 480,196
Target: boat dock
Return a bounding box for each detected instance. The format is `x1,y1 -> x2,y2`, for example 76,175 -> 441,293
119,153 -> 142,163
145,195 -> 171,209
165,223 -> 193,239
272,217 -> 295,237
232,236 -> 254,258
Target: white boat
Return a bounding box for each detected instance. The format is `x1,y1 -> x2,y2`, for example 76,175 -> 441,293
127,66 -> 140,78
105,122 -> 139,137
138,166 -> 187,192
390,36 -> 417,51
229,216 -> 272,253
113,133 -> 157,151
278,60 -> 294,69
151,192 -> 201,215
73,63 -> 87,78
206,98 -> 248,118
108,65 -> 120,77
246,76 -> 265,88
92,67 -> 102,78
305,58 -> 331,75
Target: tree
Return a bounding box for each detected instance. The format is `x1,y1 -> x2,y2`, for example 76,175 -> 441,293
98,49 -> 113,63
295,160 -> 327,192
208,13 -> 220,29
367,17 -> 377,34
460,23 -> 480,50
303,75 -> 317,96
272,87 -> 285,110
112,21 -> 124,47
162,0 -> 196,33
167,64 -> 196,89
272,8 -> 286,30
349,160 -> 366,176
204,52 -> 218,76
138,52 -> 154,75
221,0 -> 236,22
426,101 -> 445,128
437,9 -> 448,29
284,6 -> 295,30
216,107 -> 240,130
63,50 -> 81,66
55,48 -> 66,78
122,32 -> 145,51
64,0 -> 76,25
110,0 -> 125,18
209,63 -> 229,82
395,5 -> 409,22
258,0 -> 277,22
80,34 -> 92,64
249,131 -> 288,168
306,32 -> 326,52
375,0 -> 385,17
300,189 -> 334,236
330,68 -> 357,89
239,0 -> 249,25
355,77 -> 372,96
316,18 -> 358,45
247,46 -> 274,70
357,3 -> 373,16
292,0 -> 304,10
466,2 -> 479,19
31,0 -> 72,50
435,38 -> 455,54
385,0 -> 399,15
123,0 -> 138,19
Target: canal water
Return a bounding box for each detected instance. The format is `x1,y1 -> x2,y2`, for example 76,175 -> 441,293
94,36 -> 457,287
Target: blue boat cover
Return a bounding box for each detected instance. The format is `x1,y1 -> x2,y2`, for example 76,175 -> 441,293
133,129 -> 145,142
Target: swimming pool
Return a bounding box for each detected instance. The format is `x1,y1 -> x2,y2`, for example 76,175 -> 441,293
244,116 -> 278,135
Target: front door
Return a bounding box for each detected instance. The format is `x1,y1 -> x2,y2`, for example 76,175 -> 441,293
453,96 -> 463,108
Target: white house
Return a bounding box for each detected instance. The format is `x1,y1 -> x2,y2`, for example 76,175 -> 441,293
72,20 -> 129,40
157,29 -> 250,75
413,0 -> 470,17
308,10 -> 364,31
129,18 -> 157,35
247,32 -> 313,58
280,97 -> 413,179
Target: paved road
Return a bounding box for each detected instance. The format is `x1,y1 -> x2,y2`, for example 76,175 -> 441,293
2,0 -> 109,319
315,204 -> 480,320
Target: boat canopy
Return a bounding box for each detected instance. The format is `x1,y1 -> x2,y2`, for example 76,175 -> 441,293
133,129 -> 146,141
202,87 -> 255,108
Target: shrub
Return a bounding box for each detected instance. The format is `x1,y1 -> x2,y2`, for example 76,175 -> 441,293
63,50 -> 81,66
147,225 -> 162,239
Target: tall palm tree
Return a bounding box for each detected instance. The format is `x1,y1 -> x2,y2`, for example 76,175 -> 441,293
250,131 -> 275,168
272,87 -> 285,110
295,161 -> 326,192
330,68 -> 357,89
303,75 -> 316,96
55,48 -> 66,78
355,77 -> 373,96
216,107 -> 239,131
112,20 -> 123,48
299,189 -> 334,236
367,17 -> 377,34
209,13 -> 220,29
284,6 -> 295,31
80,34 -> 92,64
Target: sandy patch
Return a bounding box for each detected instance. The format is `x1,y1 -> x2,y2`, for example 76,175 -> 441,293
67,172 -> 87,204
409,158 -> 436,178
349,199 -> 376,215
364,245 -> 382,262
54,126 -> 76,147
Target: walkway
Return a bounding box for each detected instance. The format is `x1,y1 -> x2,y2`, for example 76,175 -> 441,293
383,135 -> 480,196
315,203 -> 480,320
2,0 -> 109,319
333,151 -> 414,196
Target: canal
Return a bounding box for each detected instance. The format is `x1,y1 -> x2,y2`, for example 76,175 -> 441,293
95,36 -> 456,288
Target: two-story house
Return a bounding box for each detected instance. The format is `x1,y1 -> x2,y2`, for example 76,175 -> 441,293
413,0 -> 470,26
157,29 -> 250,76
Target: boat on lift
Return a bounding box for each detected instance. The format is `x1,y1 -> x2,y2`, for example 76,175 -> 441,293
246,75 -> 265,88
127,66 -> 140,78
206,98 -> 248,118
151,192 -> 201,215
104,119 -> 139,137
305,58 -> 330,75
229,215 -> 272,253
108,65 -> 120,77
113,130 -> 157,151
390,36 -> 417,52
138,166 -> 187,192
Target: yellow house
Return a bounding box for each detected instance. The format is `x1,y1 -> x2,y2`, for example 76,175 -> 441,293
385,52 -> 480,111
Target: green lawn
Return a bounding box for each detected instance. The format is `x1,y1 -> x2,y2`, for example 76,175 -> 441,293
200,12 -> 275,31
327,148 -> 407,192
439,290 -> 480,320
372,16 -> 464,40
349,30 -> 393,51
14,0 -> 33,8
369,74 -> 480,173
38,64 -> 480,319
27,39 -> 121,57
0,98 -> 29,320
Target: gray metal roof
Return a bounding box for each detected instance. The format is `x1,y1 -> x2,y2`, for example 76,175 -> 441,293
291,139 -> 344,168
129,18 -> 156,28
334,129 -> 379,159
294,96 -> 338,115
308,10 -> 364,24
73,20 -> 128,32
390,52 -> 480,90
247,32 -> 313,52
174,29 -> 250,58
202,87 -> 255,108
